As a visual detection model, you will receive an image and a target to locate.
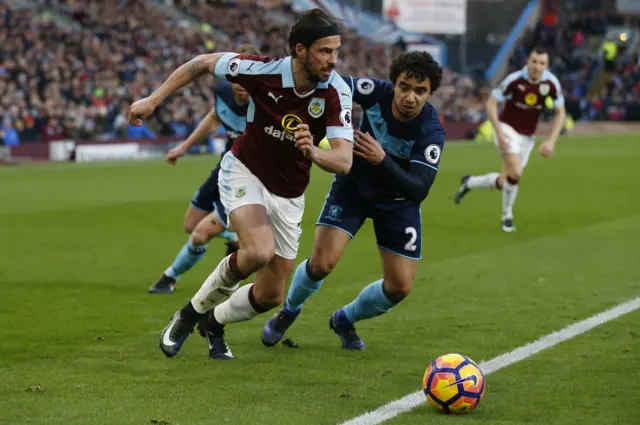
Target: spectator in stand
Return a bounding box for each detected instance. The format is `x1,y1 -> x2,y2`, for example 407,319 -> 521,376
127,121 -> 156,140
0,0 -> 511,145
41,117 -> 66,142
1,118 -> 20,146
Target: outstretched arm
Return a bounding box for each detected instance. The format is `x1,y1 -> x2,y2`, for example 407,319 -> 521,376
128,53 -> 231,126
166,109 -> 221,165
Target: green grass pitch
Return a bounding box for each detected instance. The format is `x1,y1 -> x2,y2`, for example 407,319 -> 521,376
1,134 -> 639,425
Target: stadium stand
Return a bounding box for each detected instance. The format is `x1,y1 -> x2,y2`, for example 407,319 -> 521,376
0,0 -> 486,146
1,0 -> 638,147
507,2 -> 640,122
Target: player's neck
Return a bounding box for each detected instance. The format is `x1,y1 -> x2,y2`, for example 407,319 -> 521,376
526,68 -> 543,84
291,58 -> 317,95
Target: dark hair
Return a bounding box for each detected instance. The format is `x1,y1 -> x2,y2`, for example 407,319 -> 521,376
236,44 -> 261,56
530,46 -> 548,56
288,8 -> 340,57
389,51 -> 443,93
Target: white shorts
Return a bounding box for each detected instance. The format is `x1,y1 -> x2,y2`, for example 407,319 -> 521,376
494,122 -> 535,168
218,152 -> 304,260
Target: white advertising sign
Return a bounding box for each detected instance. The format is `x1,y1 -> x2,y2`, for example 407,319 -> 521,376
75,143 -> 141,162
383,0 -> 467,34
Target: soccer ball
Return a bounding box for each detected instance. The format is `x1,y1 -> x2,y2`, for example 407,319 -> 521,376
422,353 -> 485,414
318,136 -> 331,150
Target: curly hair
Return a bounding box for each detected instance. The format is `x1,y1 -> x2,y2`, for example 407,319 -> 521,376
389,51 -> 443,93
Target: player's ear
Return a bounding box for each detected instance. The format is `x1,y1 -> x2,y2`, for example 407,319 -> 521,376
295,43 -> 307,59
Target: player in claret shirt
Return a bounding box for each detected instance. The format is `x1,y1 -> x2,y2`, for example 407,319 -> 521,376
454,47 -> 566,232
261,51 -> 445,350
128,8 -> 354,360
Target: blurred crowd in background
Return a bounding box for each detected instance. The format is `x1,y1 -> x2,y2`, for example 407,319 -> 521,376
1,0 -> 638,146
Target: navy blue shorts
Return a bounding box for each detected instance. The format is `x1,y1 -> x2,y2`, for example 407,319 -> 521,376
190,165 -> 228,227
317,181 -> 422,259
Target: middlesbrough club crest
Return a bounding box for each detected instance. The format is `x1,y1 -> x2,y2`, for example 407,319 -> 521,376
539,83 -> 550,96
326,205 -> 342,222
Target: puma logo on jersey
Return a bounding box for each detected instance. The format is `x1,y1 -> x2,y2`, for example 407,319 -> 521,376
268,92 -> 283,104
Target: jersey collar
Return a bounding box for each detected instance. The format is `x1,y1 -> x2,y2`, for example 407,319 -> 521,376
281,56 -> 331,95
521,66 -> 549,84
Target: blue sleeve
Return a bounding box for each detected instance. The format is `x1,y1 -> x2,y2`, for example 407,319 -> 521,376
4,129 -> 20,146
142,124 -> 156,140
325,73 -> 354,142
342,76 -> 389,109
491,71 -> 520,103
410,129 -> 444,172
379,128 -> 445,204
214,53 -> 240,81
213,53 -> 279,95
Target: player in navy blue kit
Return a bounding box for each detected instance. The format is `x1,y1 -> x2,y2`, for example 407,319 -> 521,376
262,51 -> 444,350
149,44 -> 261,294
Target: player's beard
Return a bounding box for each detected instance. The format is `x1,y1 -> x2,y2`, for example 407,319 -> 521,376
303,55 -> 332,83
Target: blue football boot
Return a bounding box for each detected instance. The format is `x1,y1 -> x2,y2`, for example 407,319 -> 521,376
261,306 -> 301,347
329,309 -> 365,350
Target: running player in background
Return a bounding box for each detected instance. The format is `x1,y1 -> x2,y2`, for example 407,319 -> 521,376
454,47 -> 566,232
261,51 -> 444,350
128,8 -> 354,360
149,44 -> 260,294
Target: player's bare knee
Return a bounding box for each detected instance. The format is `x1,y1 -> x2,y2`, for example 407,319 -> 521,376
190,227 -> 210,246
243,243 -> 275,269
307,255 -> 336,281
253,285 -> 284,310
383,279 -> 413,303
259,291 -> 284,309
309,241 -> 343,280
183,222 -> 196,234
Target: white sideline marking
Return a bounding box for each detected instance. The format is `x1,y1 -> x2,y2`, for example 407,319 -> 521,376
339,296 -> 640,425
